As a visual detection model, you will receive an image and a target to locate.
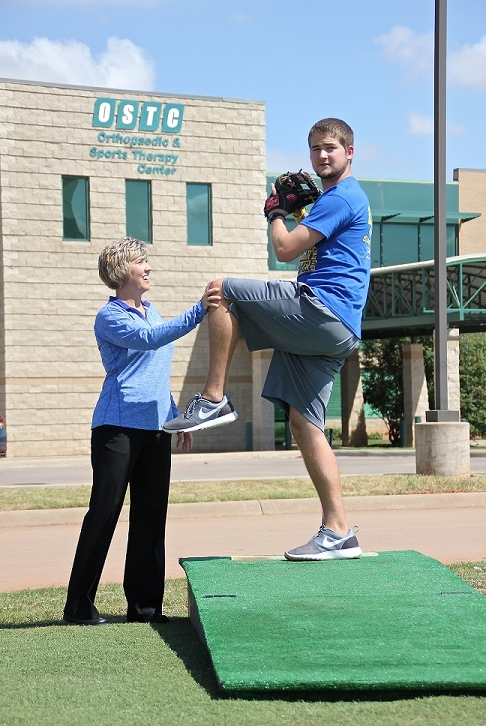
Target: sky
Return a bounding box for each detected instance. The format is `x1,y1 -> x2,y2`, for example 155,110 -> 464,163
0,0 -> 485,182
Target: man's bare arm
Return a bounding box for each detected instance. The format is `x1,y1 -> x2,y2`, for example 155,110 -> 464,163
270,219 -> 324,263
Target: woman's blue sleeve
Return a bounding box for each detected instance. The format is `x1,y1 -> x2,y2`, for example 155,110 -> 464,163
95,301 -> 206,351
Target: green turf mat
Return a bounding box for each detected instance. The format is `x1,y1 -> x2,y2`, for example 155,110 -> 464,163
180,551 -> 486,695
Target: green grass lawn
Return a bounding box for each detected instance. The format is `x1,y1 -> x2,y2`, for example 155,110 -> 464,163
0,564 -> 484,726
1,473 -> 485,511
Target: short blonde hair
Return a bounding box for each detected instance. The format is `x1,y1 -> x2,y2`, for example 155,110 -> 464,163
98,237 -> 148,290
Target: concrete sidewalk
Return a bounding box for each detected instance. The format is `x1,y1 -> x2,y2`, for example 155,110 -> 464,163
1,492 -> 485,592
0,448 -> 418,486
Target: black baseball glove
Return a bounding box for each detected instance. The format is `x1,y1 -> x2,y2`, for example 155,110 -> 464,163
264,170 -> 321,219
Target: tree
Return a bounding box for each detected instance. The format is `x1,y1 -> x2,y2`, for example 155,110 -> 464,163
460,332 -> 486,438
360,336 -> 434,446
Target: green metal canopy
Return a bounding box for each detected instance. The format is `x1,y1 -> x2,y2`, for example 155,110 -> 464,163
371,210 -> 479,224
363,254 -> 486,338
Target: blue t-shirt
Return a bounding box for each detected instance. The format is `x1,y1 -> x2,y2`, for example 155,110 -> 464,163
91,297 -> 206,431
298,176 -> 372,338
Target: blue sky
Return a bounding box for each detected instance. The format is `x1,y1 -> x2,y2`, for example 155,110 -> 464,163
1,0 -> 485,181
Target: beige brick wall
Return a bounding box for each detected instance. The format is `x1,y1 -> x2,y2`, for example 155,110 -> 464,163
454,168 -> 486,256
0,80 -> 268,456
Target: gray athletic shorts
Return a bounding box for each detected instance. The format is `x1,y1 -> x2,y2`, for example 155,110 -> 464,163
222,278 -> 359,430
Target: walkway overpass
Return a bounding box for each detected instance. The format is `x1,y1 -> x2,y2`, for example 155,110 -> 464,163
363,253 -> 486,339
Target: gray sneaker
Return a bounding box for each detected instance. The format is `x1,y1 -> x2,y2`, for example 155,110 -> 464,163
284,524 -> 362,561
163,393 -> 238,433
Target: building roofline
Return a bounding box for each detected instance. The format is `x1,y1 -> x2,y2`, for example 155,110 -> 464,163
0,76 -> 265,106
453,167 -> 486,174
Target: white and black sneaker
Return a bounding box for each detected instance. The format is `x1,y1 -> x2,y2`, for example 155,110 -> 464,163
284,524 -> 362,561
163,393 -> 238,433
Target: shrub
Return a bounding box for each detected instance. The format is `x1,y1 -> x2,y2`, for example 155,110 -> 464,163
460,332 -> 486,437
361,336 -> 434,446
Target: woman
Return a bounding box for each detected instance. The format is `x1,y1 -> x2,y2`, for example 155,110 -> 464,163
63,237 -> 220,625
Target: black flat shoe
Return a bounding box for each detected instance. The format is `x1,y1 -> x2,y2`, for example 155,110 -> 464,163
64,614 -> 109,626
126,612 -> 169,624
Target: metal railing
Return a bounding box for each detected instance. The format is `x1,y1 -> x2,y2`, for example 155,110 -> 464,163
363,254 -> 486,337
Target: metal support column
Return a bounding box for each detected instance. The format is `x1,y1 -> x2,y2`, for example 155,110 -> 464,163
427,0 -> 459,423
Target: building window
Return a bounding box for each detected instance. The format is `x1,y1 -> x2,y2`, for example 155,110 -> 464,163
62,176 -> 90,241
186,183 -> 212,246
126,180 -> 152,243
267,215 -> 300,271
265,175 -> 300,270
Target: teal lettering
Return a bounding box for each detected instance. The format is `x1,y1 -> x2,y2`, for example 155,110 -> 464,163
162,104 -> 184,133
93,98 -> 185,133
92,98 -> 116,128
132,150 -> 178,164
96,132 -> 170,148
89,146 -> 127,160
137,164 -> 177,175
139,102 -> 162,131
116,101 -> 139,130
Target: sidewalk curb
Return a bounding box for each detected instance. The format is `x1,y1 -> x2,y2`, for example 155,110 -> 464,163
1,492 -> 484,528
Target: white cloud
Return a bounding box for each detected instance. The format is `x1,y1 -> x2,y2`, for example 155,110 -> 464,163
408,113 -> 434,136
449,35 -> 486,91
375,25 -> 433,76
408,112 -> 467,137
376,25 -> 486,93
446,120 -> 467,136
230,13 -> 252,25
266,148 -> 312,175
0,37 -> 155,90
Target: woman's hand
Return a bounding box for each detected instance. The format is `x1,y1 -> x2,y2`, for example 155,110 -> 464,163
201,281 -> 221,310
176,431 -> 193,452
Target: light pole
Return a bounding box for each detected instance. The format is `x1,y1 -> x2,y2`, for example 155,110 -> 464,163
415,0 -> 468,477
426,0 -> 459,423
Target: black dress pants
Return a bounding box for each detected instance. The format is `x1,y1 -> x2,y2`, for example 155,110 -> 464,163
63,425 -> 172,621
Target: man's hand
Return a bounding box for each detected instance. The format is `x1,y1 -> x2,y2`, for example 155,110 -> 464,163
176,431 -> 193,452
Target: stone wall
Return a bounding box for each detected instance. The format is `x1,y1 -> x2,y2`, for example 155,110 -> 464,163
454,168 -> 486,256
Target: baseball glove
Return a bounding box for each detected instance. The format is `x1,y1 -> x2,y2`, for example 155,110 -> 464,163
264,170 -> 321,219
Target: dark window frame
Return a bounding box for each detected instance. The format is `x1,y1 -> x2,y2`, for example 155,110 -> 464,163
62,176 -> 90,241
186,182 -> 213,246
125,179 -> 153,244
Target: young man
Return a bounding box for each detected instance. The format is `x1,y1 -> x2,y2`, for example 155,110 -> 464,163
164,118 -> 372,561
